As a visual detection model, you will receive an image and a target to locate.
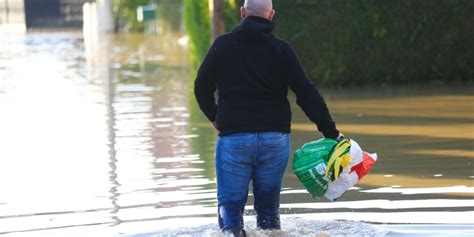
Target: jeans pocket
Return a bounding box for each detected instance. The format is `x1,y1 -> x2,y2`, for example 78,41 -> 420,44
260,148 -> 289,169
216,144 -> 249,175
262,133 -> 289,150
258,135 -> 290,169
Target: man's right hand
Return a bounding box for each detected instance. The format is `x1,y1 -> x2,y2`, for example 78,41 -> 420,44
325,134 -> 351,181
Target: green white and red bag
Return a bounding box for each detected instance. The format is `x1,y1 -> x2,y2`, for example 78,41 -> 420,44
292,138 -> 378,201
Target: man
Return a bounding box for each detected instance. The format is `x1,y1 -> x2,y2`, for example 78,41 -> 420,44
194,0 -> 340,236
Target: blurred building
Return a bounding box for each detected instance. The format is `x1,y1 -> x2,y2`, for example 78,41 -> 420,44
0,0 -> 91,30
0,0 -> 25,31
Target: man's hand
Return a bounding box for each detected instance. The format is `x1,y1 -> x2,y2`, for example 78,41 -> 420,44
325,133 -> 351,181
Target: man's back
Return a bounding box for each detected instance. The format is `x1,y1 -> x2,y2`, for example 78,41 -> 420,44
213,16 -> 291,135
195,16 -> 339,138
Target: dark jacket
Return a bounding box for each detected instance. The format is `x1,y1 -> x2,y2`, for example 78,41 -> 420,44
194,16 -> 339,138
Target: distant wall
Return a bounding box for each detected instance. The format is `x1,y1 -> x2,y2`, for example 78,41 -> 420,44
0,0 -> 26,32
0,0 -> 90,28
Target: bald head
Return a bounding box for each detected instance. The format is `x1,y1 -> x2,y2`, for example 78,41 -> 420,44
241,0 -> 275,20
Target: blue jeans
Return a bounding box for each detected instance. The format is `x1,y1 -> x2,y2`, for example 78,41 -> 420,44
215,132 -> 290,231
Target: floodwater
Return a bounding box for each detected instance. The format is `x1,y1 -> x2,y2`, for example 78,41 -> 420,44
0,30 -> 473,237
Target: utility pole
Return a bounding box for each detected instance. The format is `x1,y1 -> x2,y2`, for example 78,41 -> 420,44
4,0 -> 9,24
212,0 -> 225,39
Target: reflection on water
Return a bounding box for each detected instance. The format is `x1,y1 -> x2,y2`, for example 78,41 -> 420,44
0,29 -> 473,236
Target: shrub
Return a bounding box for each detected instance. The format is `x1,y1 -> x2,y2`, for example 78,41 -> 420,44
272,0 -> 474,86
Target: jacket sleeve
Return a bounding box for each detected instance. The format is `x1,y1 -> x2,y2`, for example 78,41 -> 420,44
194,42 -> 218,122
284,43 -> 339,139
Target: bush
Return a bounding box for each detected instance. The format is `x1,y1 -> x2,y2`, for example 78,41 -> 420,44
187,1 -> 473,86
272,0 -> 474,86
183,0 -> 211,70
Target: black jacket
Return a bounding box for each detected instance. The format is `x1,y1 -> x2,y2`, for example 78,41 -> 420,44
194,16 -> 339,138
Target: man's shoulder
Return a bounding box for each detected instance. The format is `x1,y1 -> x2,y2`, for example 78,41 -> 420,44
269,36 -> 293,56
215,32 -> 288,43
272,36 -> 290,46
214,33 -> 233,45
210,33 -> 235,52
213,32 -> 292,55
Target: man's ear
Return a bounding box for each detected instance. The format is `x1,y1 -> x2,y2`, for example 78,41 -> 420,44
268,9 -> 275,20
240,6 -> 246,19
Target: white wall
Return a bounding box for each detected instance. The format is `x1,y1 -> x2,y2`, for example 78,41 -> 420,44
83,0 -> 114,56
0,0 -> 26,33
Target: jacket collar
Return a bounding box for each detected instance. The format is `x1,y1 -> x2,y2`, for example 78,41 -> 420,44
232,16 -> 275,43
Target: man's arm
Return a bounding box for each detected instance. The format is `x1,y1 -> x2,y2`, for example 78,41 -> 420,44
284,43 -> 339,139
194,42 -> 218,123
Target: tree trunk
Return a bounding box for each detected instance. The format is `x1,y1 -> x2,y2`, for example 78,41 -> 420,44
113,0 -> 123,33
212,0 -> 225,39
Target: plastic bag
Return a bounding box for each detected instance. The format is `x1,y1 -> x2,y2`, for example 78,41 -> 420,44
324,140 -> 378,201
292,139 -> 337,199
292,138 -> 378,201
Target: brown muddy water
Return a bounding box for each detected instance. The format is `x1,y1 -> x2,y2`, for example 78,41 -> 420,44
0,31 -> 473,237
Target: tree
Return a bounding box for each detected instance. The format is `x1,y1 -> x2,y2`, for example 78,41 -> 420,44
212,0 -> 225,39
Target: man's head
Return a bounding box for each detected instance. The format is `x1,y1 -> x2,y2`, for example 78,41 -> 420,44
241,0 -> 275,20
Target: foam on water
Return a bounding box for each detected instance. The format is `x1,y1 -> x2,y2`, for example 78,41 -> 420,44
380,224 -> 474,237
121,212 -> 474,237
123,218 -> 474,237
127,215 -> 387,237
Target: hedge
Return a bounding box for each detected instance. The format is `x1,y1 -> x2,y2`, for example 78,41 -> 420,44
183,0 -> 212,70
186,0 -> 473,86
271,0 -> 474,86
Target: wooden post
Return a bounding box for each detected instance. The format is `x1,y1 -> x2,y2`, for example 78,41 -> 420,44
5,0 -> 9,24
212,0 -> 225,39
